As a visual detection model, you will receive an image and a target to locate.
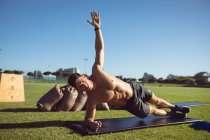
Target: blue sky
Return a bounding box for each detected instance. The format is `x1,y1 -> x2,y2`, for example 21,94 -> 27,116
0,0 -> 210,79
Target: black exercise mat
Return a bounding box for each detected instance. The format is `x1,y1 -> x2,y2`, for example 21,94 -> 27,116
67,115 -> 200,135
66,101 -> 208,135
173,101 -> 209,107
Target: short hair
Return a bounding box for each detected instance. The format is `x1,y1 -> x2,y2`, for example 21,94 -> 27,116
68,73 -> 81,88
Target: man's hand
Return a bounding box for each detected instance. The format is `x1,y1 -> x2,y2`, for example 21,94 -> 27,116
89,121 -> 102,132
87,11 -> 101,29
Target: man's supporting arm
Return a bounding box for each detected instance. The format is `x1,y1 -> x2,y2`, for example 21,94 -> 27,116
84,103 -> 96,123
84,102 -> 102,131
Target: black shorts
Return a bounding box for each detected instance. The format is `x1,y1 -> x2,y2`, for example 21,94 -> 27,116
121,82 -> 153,118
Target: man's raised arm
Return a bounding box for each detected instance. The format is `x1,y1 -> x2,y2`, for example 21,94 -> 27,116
87,11 -> 104,69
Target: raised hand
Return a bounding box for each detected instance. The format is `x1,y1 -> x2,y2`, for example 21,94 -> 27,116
87,11 -> 101,29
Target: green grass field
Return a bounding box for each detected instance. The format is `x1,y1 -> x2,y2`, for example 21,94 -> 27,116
0,82 -> 210,140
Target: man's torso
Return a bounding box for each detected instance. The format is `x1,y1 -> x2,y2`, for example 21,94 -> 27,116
87,66 -> 133,107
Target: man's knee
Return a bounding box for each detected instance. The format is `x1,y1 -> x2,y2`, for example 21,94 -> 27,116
148,94 -> 160,105
148,105 -> 156,114
149,106 -> 167,116
156,98 -> 163,107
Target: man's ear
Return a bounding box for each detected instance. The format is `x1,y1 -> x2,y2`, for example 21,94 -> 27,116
82,75 -> 86,78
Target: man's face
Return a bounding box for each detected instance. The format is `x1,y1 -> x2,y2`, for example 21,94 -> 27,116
75,75 -> 92,92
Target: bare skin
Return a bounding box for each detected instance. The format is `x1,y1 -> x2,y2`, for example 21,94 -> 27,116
75,11 -> 175,131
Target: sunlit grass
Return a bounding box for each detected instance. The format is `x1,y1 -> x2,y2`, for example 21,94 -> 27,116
0,82 -> 209,139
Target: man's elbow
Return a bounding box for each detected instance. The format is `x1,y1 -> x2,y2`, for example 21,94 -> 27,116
96,46 -> 103,52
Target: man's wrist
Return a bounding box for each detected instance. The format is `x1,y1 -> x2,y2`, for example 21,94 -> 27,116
84,118 -> 94,124
94,27 -> 100,31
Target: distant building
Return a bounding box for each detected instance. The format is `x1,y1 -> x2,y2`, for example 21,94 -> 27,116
55,68 -> 80,79
63,68 -> 80,75
116,75 -> 123,80
34,70 -> 43,78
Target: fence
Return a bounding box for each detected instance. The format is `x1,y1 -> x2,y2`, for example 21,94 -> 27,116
24,76 -> 68,84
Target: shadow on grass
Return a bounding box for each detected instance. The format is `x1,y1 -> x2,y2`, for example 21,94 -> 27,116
0,120 -> 67,129
0,108 -> 39,112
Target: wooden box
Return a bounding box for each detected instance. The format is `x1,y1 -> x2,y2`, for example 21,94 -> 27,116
0,73 -> 25,102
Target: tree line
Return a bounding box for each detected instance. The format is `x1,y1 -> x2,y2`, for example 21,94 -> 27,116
138,72 -> 210,86
118,72 -> 210,86
0,68 -> 70,78
0,69 -> 24,75
0,69 -> 209,86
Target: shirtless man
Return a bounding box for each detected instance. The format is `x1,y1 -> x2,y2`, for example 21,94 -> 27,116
68,11 -> 189,131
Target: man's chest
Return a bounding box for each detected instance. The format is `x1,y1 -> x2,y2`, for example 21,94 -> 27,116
90,88 -> 114,103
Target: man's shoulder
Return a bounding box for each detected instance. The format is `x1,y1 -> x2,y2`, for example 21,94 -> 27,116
92,63 -> 103,74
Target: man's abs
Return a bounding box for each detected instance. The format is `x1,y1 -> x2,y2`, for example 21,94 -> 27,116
107,81 -> 133,106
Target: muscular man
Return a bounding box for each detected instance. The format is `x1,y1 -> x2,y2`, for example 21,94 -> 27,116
68,11 -> 189,131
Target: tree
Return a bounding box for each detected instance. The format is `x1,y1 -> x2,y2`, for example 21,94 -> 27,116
52,72 -> 57,76
13,70 -> 24,74
194,72 -> 209,85
123,78 -> 137,82
138,78 -> 143,82
43,71 -> 52,76
167,74 -> 177,80
3,70 -> 24,74
3,70 -> 14,74
176,76 -> 196,85
142,73 -> 157,83
27,72 -> 34,77
157,78 -> 164,83
148,76 -> 157,83
55,68 -> 64,77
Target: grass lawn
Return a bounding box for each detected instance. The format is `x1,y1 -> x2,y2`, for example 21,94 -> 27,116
0,82 -> 210,140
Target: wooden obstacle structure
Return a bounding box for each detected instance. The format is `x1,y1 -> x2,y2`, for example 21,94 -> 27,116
0,73 -> 25,102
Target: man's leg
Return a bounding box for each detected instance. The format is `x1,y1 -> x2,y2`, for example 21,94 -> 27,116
147,94 -> 174,116
147,96 -> 187,118
148,105 -> 167,116
139,86 -> 175,116
137,85 -> 189,117
147,94 -> 175,109
147,94 -> 190,114
148,105 -> 188,118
